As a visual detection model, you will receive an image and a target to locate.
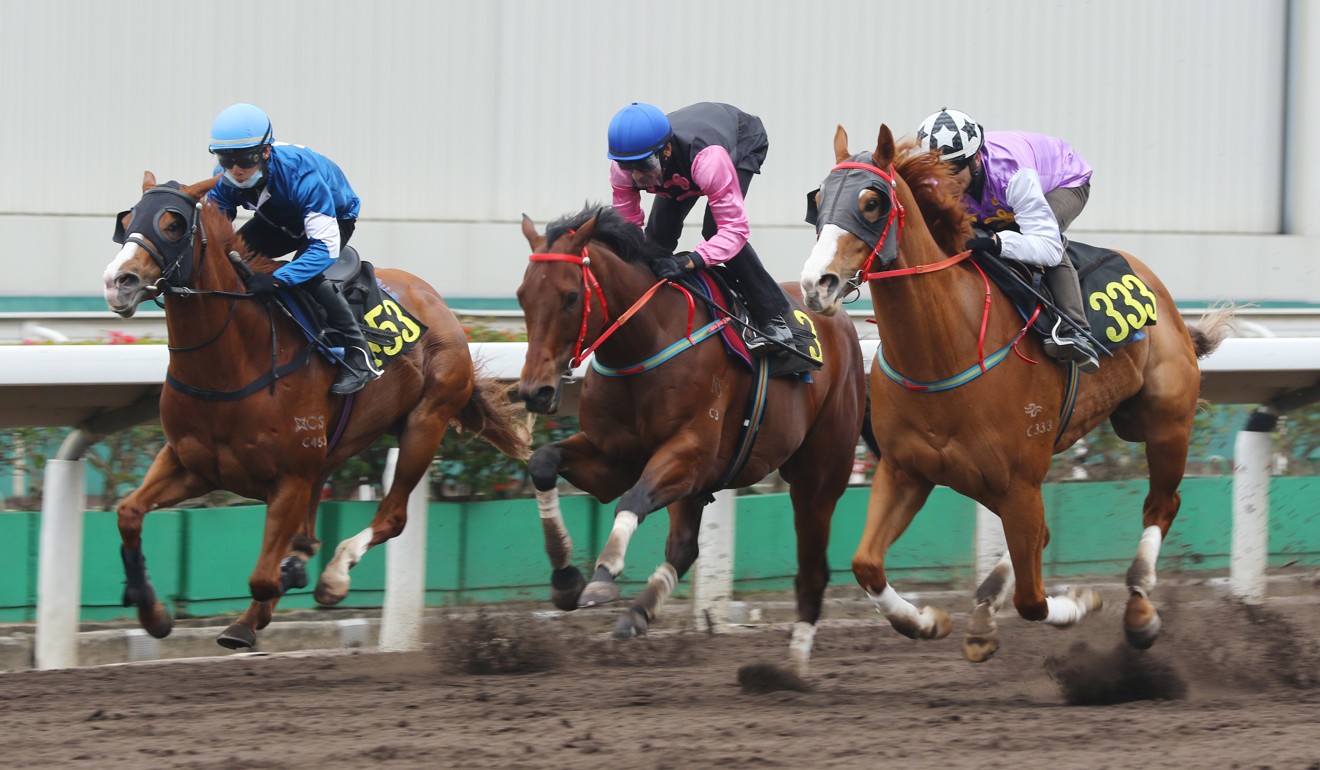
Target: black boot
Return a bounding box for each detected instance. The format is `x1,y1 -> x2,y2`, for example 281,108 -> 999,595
310,281 -> 382,394
1042,260 -> 1100,374
746,314 -> 794,354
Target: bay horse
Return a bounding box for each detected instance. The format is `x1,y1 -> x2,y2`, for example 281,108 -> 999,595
102,172 -> 529,649
516,206 -> 869,673
799,126 -> 1232,661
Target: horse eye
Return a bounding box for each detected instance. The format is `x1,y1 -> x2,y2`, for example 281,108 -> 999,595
564,291 -> 580,309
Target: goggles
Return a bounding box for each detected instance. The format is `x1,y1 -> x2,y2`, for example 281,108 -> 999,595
616,153 -> 661,174
213,148 -> 265,169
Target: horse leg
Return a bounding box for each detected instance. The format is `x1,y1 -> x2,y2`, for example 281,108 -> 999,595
964,551 -> 1016,663
527,433 -> 636,610
985,486 -> 1101,662
779,463 -> 845,676
1121,413 -> 1193,650
117,444 -> 214,639
218,480 -> 315,649
613,498 -> 703,639
853,461 -> 950,640
315,412 -> 447,606
580,436 -> 703,609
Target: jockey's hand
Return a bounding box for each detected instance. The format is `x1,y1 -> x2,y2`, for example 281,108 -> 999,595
244,271 -> 283,295
653,251 -> 696,279
964,233 -> 1001,257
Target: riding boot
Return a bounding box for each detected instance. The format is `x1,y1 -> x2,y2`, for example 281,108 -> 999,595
1042,258 -> 1100,374
722,243 -> 793,354
310,280 -> 383,394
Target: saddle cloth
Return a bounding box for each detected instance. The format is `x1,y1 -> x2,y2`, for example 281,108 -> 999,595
282,246 -> 428,370
684,268 -> 823,378
972,240 -> 1157,353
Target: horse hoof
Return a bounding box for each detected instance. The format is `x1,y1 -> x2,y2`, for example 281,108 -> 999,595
924,605 -> 954,639
1070,585 -> 1104,613
216,623 -> 257,650
963,633 -> 999,663
138,601 -> 174,640
612,610 -> 648,639
578,580 -> 621,608
550,566 -> 585,612
279,556 -> 309,594
314,581 -> 347,606
1124,593 -> 1161,649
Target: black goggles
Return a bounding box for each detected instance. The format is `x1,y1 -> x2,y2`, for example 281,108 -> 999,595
616,153 -> 660,173
213,148 -> 264,169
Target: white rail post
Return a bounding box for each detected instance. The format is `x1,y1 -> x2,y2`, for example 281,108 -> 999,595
378,447 -> 429,651
1231,409 -> 1275,603
35,458 -> 87,669
692,489 -> 736,632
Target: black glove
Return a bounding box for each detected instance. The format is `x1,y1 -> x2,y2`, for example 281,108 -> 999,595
244,271 -> 283,295
964,233 -> 1001,257
652,251 -> 695,279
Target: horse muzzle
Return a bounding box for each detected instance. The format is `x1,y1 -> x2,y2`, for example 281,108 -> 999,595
800,271 -> 844,316
516,381 -> 562,415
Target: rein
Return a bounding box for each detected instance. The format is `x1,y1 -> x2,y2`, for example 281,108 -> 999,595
529,248 -> 708,374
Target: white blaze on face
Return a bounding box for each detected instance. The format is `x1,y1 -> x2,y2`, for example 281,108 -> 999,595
799,224 -> 847,295
103,241 -> 142,300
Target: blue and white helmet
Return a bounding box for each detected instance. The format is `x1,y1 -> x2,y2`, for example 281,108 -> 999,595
915,108 -> 983,165
607,102 -> 672,161
208,103 -> 274,152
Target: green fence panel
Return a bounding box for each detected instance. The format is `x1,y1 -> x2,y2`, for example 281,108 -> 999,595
175,505 -> 275,617
1268,476 -> 1320,565
459,495 -> 598,605
79,509 -> 182,621
312,502 -> 387,608
0,512 -> 36,622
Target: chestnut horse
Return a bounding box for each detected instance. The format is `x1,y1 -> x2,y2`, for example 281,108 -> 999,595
799,127 -> 1231,661
102,172 -> 529,649
517,206 -> 869,673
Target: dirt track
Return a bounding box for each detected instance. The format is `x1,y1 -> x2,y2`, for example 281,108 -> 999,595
2,585 -> 1318,770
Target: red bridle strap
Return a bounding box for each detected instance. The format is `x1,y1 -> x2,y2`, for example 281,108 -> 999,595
830,161 -> 906,279
529,249 -> 693,369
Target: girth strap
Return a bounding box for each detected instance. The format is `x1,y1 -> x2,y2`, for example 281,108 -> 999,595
165,341 -> 317,401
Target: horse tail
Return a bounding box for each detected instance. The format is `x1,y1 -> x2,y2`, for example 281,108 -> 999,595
860,388 -> 881,459
455,371 -> 533,461
1187,303 -> 1237,359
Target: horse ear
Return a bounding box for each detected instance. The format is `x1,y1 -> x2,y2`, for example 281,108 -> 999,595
873,125 -> 896,168
833,125 -> 850,163
568,215 -> 598,251
521,214 -> 543,249
180,175 -> 220,201
142,171 -> 157,192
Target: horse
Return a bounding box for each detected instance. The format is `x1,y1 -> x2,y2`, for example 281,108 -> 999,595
799,126 -> 1232,661
102,172 -> 530,649
515,205 -> 871,673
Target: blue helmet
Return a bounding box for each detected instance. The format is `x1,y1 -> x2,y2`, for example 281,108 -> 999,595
607,102 -> 672,161
208,103 -> 274,152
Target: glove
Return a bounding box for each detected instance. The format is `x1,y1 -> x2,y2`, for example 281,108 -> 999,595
964,233 -> 1001,257
244,271 -> 283,295
652,251 -> 695,279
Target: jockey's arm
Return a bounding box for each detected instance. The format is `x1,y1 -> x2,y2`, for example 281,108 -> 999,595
272,171 -> 341,286
609,163 -> 646,228
689,146 -> 748,267
996,169 -> 1064,268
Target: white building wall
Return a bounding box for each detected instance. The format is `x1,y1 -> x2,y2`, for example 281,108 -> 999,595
1,0 -> 1312,302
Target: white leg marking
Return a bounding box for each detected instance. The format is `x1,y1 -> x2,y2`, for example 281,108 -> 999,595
1129,524 -> 1163,597
643,562 -> 679,614
869,584 -> 919,623
789,621 -> 817,674
537,488 -> 573,569
596,510 -> 638,575
1044,588 -> 1100,627
321,527 -> 374,594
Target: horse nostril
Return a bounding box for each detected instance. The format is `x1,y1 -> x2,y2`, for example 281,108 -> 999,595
116,273 -> 139,289
820,274 -> 840,296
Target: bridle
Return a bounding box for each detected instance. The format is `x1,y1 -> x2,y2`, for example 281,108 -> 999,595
808,159 -> 907,296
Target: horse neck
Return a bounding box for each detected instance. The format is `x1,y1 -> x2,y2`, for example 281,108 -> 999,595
162,239 -> 280,381
586,247 -> 694,367
870,212 -> 1017,378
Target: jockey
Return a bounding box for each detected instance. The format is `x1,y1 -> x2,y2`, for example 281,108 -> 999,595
607,101 -> 794,351
916,108 -> 1100,373
206,103 -> 381,395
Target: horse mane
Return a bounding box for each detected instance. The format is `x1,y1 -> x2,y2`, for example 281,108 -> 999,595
197,198 -> 280,274
545,204 -> 671,265
893,141 -> 975,255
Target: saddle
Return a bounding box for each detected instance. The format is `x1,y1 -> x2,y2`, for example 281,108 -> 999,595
281,245 -> 428,368
673,266 -> 823,379
972,240 -> 1158,354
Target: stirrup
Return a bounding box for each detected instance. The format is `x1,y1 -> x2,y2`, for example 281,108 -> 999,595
1044,319 -> 1100,373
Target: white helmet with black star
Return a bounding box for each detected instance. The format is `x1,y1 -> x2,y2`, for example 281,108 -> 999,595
915,108 -> 983,165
